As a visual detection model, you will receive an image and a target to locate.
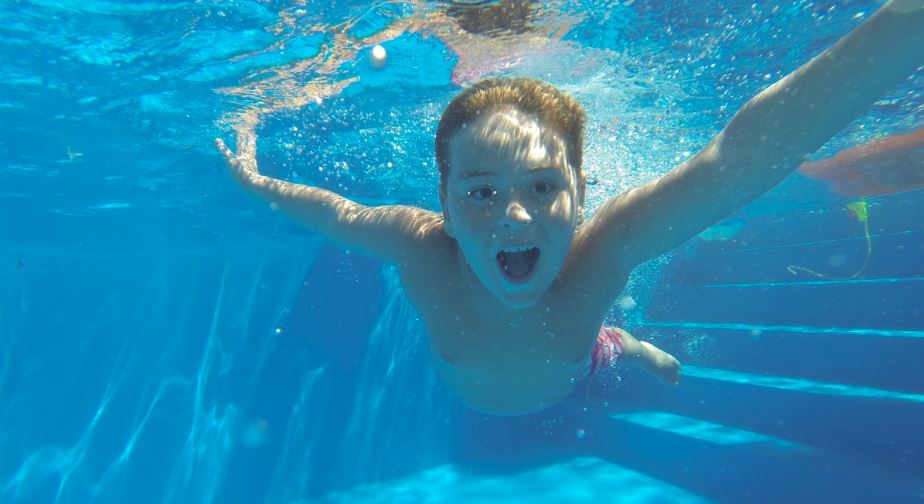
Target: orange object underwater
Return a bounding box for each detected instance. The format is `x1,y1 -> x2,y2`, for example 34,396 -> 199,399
798,127 -> 924,197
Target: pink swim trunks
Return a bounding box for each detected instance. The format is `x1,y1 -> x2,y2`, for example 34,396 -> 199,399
581,326 -> 627,379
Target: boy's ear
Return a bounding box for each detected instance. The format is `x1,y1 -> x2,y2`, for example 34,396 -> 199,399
443,211 -> 455,237
439,191 -> 456,237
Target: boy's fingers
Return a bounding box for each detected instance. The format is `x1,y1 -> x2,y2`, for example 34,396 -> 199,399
215,138 -> 234,162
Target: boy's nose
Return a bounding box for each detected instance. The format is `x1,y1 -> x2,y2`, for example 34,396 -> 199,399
503,201 -> 532,229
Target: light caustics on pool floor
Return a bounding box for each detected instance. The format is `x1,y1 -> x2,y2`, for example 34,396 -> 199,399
308,457 -> 710,504
311,412 -> 810,503
311,385 -> 921,503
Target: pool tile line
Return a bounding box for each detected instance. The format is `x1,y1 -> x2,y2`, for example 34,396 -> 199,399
681,365 -> 924,404
608,410 -> 807,451
637,319 -> 924,339
732,229 -> 923,252
703,276 -> 924,288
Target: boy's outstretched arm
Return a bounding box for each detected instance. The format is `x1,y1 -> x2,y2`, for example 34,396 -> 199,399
580,0 -> 924,275
216,129 -> 444,265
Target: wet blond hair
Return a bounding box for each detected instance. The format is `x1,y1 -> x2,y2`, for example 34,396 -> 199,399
435,77 -> 586,202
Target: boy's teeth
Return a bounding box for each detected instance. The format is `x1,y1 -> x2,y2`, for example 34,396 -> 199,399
503,245 -> 533,252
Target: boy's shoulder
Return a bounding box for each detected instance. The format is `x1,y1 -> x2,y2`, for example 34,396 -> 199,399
388,207 -> 457,268
395,206 -> 451,245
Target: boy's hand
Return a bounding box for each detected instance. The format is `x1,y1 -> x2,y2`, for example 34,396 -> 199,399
215,130 -> 261,187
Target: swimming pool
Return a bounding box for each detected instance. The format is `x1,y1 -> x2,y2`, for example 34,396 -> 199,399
1,0 -> 922,502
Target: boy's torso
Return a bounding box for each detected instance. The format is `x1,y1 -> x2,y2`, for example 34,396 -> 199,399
397,223 -> 628,415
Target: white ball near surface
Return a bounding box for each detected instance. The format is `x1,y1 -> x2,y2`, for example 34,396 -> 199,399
370,44 -> 387,69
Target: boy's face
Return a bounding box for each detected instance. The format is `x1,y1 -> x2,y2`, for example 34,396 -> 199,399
442,109 -> 580,308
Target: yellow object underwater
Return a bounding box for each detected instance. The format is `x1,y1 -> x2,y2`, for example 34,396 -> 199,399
787,199 -> 873,280
846,200 -> 868,222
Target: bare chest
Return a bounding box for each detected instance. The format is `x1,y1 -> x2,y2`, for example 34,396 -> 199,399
401,271 -> 602,414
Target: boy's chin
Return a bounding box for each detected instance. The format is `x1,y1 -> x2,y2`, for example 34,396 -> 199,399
500,297 -> 539,309
492,284 -> 544,309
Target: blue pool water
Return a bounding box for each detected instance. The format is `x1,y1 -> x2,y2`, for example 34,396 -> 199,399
2,1 -> 923,502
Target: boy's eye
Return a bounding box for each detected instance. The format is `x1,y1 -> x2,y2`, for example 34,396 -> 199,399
533,181 -> 555,194
468,186 -> 496,201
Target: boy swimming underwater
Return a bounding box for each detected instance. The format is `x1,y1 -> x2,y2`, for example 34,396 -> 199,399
217,1 -> 924,415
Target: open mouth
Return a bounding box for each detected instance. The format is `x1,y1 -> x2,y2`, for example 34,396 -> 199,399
496,246 -> 540,284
